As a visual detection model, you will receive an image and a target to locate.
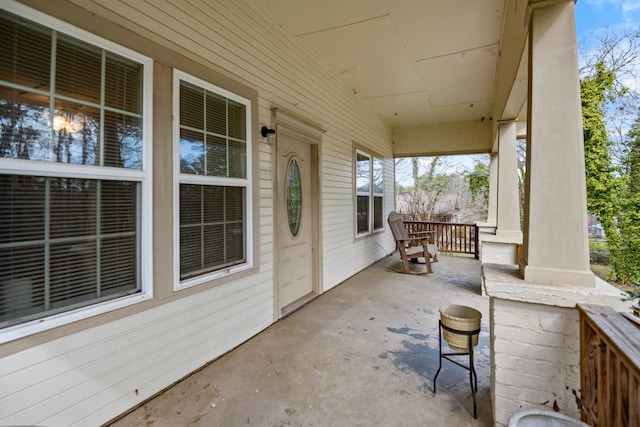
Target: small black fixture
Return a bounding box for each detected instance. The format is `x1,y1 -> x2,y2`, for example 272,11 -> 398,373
261,126 -> 275,138
261,126 -> 276,145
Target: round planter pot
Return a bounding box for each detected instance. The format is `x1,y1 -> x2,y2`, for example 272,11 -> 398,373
439,304 -> 482,351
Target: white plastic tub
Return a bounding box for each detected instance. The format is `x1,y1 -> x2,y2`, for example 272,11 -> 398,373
508,409 -> 589,427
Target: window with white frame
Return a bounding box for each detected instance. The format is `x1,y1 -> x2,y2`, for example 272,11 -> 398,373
355,150 -> 384,236
0,6 -> 152,332
174,71 -> 252,289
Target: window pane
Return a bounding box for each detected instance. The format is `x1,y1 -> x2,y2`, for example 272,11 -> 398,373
228,139 -> 246,178
1,11 -> 144,172
56,34 -> 102,105
0,89 -> 50,161
0,11 -> 52,91
0,245 -> 45,322
180,225 -> 202,275
179,184 -> 245,279
205,135 -> 227,177
0,175 -> 45,244
228,99 -> 246,140
105,52 -> 143,114
180,184 -> 202,225
356,152 -> 370,193
226,222 -> 244,262
0,174 -> 140,327
203,224 -> 225,267
50,178 -> 96,238
180,81 -> 204,130
225,187 -> 244,222
101,180 -> 137,234
50,241 -> 98,308
286,159 -> 302,237
203,186 -> 224,223
225,187 -> 245,261
373,158 -> 384,194
52,100 -> 100,165
180,128 -> 205,174
101,236 -> 138,295
357,195 -> 369,234
205,91 -> 226,135
374,196 -> 384,231
103,111 -> 142,169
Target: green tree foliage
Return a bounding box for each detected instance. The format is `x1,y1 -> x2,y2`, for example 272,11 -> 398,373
581,62 -> 625,278
581,62 -> 640,284
617,110 -> 640,283
464,161 -> 489,203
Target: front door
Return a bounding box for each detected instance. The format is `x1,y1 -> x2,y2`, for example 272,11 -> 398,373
277,129 -> 316,314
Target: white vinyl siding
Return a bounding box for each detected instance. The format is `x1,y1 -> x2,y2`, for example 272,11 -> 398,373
173,70 -> 253,290
0,4 -> 153,342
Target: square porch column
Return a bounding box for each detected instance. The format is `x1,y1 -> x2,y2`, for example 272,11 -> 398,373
487,153 -> 498,227
520,0 -> 594,287
479,126 -> 522,265
477,153 -> 499,237
496,121 -> 523,239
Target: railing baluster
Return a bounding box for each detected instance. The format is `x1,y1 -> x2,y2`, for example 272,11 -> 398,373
399,218 -> 478,256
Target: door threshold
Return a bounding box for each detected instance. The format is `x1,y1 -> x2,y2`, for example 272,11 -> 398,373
281,292 -> 318,318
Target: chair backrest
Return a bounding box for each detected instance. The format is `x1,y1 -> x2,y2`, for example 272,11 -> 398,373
388,211 -> 409,241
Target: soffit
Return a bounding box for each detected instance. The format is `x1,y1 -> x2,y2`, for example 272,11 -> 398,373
251,0 -> 507,129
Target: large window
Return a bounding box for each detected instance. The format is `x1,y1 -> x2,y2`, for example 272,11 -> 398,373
0,5 -> 152,337
174,71 -> 252,289
355,149 -> 384,236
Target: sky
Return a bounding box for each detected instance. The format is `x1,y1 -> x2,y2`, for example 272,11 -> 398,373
575,0 -> 640,39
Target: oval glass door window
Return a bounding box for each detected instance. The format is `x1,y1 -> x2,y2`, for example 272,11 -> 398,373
286,158 -> 302,236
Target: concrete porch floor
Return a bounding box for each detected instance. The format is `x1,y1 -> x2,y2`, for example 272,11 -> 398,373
108,254 -> 492,426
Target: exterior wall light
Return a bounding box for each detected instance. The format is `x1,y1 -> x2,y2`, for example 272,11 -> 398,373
261,126 -> 276,145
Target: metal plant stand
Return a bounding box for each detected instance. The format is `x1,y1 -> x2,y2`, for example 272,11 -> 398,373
433,319 -> 480,419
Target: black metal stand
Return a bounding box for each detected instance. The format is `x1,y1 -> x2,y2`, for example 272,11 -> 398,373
433,319 -> 480,419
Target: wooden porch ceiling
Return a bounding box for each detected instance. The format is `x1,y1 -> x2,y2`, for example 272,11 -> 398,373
251,0 -> 508,129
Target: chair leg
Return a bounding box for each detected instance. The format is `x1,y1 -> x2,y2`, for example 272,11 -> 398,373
424,252 -> 433,273
402,257 -> 410,273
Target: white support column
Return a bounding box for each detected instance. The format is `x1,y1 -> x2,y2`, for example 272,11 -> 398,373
487,153 -> 498,227
496,122 -> 522,239
520,0 -> 594,287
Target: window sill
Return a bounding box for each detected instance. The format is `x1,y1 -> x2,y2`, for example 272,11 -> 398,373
0,291 -> 153,345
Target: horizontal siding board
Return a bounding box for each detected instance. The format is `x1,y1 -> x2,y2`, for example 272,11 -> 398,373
2,280 -> 273,424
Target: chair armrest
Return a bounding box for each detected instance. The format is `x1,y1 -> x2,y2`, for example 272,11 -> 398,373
408,230 -> 435,244
409,231 -> 434,237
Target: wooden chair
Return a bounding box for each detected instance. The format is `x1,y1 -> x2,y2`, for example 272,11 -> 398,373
387,211 -> 438,274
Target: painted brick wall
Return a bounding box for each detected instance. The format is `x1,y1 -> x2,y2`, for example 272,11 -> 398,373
490,298 -> 581,426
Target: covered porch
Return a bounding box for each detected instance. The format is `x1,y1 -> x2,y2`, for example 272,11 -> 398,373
1,1 -> 637,426
109,254 -> 492,426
